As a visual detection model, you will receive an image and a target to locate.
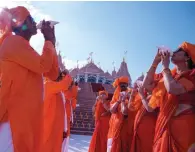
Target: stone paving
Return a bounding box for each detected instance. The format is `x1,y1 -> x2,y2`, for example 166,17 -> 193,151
68,134 -> 92,152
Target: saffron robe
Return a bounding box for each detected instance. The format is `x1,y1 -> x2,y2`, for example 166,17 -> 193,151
0,35 -> 57,152
88,100 -> 110,152
43,75 -> 72,152
149,70 -> 195,152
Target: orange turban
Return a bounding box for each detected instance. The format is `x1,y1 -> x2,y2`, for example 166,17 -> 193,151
9,6 -> 30,27
99,90 -> 108,98
0,6 -> 30,43
112,76 -> 129,102
180,42 -> 195,63
112,76 -> 129,88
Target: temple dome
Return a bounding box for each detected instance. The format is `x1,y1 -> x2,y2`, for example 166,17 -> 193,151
70,67 -> 79,77
104,71 -> 113,79
78,62 -> 105,75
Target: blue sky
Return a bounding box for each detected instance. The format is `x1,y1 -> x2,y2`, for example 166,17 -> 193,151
2,1 -> 195,81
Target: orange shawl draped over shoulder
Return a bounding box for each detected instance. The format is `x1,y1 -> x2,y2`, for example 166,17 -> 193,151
149,69 -> 195,152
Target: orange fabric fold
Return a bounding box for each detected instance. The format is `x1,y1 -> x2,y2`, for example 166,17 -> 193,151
130,105 -> 157,152
89,100 -> 110,152
151,70 -> 195,152
129,93 -> 142,111
43,76 -> 71,152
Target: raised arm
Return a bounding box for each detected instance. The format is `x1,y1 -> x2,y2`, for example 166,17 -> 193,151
121,100 -> 128,115
110,100 -> 121,113
137,82 -> 154,112
142,50 -> 161,90
48,75 -> 72,94
43,49 -> 59,81
161,53 -> 188,95
101,100 -> 111,117
92,97 -> 99,114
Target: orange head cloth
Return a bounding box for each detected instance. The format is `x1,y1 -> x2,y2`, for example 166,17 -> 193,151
99,90 -> 108,98
180,42 -> 195,63
0,6 -> 30,44
112,76 -> 129,102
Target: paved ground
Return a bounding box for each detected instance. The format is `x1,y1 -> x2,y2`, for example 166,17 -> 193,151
69,134 -> 92,152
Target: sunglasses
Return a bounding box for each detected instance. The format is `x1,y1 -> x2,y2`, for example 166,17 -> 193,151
120,84 -> 128,88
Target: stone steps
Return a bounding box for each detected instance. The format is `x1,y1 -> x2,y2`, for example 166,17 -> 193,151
71,129 -> 94,136
70,82 -> 113,135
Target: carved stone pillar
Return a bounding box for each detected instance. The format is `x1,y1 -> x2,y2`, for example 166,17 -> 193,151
96,74 -> 100,83
85,73 -> 88,82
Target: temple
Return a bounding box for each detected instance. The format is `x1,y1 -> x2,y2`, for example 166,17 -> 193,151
57,52 -> 132,135
58,53 -> 132,86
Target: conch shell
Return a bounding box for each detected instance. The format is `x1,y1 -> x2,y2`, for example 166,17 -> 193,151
157,46 -> 173,56
36,20 -> 59,29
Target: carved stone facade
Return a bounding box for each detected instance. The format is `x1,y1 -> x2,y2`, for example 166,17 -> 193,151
58,52 -> 132,85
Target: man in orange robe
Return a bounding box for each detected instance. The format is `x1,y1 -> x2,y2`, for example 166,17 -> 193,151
0,6 -> 58,152
146,42 -> 195,152
107,76 -> 133,152
43,73 -> 72,152
88,90 -> 111,152
62,71 -> 79,152
129,77 -> 159,152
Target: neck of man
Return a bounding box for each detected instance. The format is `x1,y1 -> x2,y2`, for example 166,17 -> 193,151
176,62 -> 189,74
17,32 -> 32,41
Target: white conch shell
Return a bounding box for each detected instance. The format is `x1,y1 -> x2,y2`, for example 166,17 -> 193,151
36,20 -> 59,29
157,46 -> 173,56
120,91 -> 126,96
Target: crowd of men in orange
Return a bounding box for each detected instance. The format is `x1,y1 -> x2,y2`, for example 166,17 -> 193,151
0,5 -> 195,152
88,25 -> 195,152
89,41 -> 195,152
0,6 -> 78,152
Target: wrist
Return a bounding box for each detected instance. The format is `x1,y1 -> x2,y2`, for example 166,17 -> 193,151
44,37 -> 55,44
162,68 -> 171,75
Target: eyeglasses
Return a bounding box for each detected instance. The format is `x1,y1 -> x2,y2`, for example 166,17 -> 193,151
28,15 -> 35,24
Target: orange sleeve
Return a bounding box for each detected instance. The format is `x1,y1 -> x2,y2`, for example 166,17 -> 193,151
177,78 -> 195,91
49,75 -> 72,94
43,48 -> 59,81
0,35 -> 54,74
129,93 -> 142,111
149,79 -> 166,109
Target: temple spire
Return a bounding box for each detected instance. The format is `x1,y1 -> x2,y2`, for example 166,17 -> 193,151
123,50 -> 127,62
77,60 -> 79,68
89,52 -> 93,63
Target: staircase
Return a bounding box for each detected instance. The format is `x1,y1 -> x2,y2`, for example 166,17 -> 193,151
70,82 -> 114,135
70,82 -> 96,135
